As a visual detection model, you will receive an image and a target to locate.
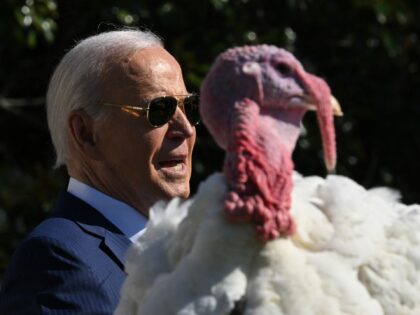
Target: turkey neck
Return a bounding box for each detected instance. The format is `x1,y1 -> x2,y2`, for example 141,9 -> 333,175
223,99 -> 304,241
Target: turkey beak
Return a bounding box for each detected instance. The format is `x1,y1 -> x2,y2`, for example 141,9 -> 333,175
330,96 -> 343,116
306,95 -> 343,117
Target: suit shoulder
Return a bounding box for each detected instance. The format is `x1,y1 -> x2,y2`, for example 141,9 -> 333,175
8,217 -> 101,273
9,225 -> 88,272
22,217 -> 101,253
0,231 -> 116,315
29,217 -> 83,241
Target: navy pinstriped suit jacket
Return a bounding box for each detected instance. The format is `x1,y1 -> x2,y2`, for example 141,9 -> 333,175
0,191 -> 132,314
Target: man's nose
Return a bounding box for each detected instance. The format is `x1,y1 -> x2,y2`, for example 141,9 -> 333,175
167,106 -> 195,138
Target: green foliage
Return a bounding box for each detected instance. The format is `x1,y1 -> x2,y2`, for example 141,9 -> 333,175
10,0 -> 59,48
1,0 -> 420,279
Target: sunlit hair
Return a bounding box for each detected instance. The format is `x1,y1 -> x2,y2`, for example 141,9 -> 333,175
46,29 -> 163,168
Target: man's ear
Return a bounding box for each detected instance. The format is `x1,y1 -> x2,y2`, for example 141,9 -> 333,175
68,110 -> 100,159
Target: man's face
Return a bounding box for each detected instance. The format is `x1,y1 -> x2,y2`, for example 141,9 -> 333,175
93,46 -> 196,214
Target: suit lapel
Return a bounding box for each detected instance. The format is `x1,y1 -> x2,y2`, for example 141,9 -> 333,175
51,191 -> 132,271
104,230 -> 132,268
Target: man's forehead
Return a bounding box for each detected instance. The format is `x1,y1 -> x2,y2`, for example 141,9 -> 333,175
103,46 -> 185,102
124,46 -> 180,76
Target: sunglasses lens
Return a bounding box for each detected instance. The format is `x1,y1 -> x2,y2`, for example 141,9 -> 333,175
183,94 -> 200,126
148,97 -> 177,127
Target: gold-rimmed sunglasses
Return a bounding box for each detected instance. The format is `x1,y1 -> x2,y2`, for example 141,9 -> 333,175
104,93 -> 200,127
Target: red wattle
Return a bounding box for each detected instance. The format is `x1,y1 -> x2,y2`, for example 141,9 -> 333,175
223,99 -> 296,241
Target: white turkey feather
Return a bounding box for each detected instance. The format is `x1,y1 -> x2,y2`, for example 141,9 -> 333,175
115,173 -> 420,315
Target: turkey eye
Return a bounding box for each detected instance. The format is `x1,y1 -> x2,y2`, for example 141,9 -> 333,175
275,62 -> 291,75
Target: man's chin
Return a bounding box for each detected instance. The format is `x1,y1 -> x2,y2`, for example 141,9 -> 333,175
155,170 -> 191,198
162,183 -> 190,200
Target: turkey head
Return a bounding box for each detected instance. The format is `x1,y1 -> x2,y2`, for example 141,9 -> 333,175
200,45 -> 341,241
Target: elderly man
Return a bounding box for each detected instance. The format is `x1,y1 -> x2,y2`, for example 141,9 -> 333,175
0,29 -> 198,314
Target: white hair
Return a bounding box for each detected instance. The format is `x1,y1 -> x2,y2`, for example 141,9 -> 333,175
46,29 -> 163,168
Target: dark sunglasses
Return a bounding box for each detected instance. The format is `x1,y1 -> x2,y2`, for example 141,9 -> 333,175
104,94 -> 200,127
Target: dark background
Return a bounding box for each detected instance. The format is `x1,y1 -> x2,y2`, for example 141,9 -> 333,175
1,0 -> 419,279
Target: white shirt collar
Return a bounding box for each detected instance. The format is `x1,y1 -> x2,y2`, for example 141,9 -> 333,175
67,177 -> 147,243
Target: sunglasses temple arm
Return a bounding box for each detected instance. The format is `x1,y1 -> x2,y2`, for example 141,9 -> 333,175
103,103 -> 148,112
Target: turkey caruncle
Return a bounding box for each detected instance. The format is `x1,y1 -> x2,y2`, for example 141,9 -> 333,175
115,45 -> 420,315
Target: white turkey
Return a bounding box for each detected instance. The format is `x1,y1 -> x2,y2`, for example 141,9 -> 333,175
114,45 -> 420,315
